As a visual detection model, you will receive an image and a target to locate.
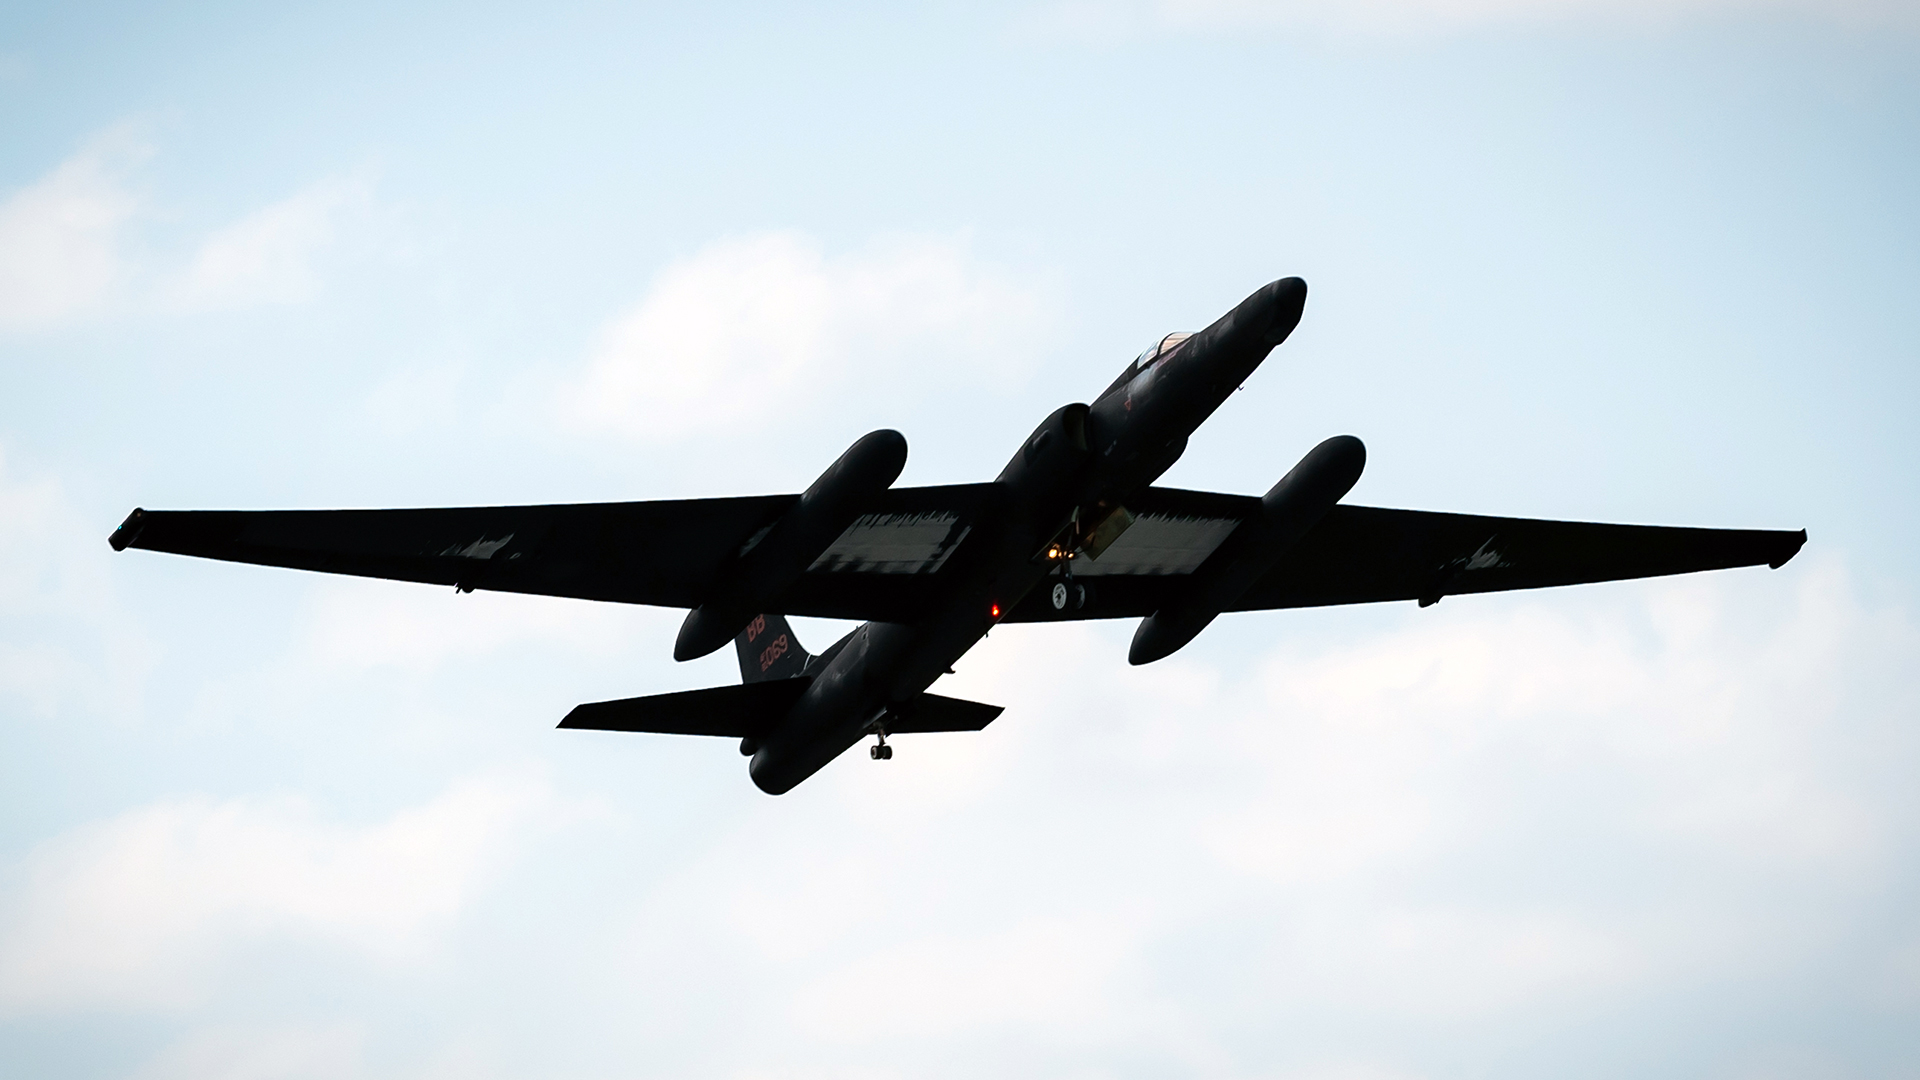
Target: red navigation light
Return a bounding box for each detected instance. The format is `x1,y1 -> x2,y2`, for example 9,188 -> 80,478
989,603 -> 1001,619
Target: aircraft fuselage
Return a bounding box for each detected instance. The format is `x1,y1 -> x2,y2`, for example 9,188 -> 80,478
746,278 -> 1309,793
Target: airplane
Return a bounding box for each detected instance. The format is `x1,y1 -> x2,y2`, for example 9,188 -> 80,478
108,277 -> 1805,794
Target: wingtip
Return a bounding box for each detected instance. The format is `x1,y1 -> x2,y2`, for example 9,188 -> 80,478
108,508 -> 146,552
1769,529 -> 1808,570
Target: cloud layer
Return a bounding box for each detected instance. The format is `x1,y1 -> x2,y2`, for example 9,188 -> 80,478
1025,0 -> 1920,37
167,175 -> 371,313
0,775 -> 550,1012
1,14 -> 1913,1070
2,456 -> 1910,1072
0,131 -> 143,329
13,444 -> 1902,1074
387,559 -> 1909,1076
0,132 -> 369,330
566,232 -> 1050,441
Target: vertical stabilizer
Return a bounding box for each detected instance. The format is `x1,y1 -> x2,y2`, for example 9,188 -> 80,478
735,614 -> 810,683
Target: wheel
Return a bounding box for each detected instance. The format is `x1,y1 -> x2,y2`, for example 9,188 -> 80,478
879,744 -> 893,760
1073,583 -> 1087,610
870,744 -> 882,760
1051,582 -> 1068,611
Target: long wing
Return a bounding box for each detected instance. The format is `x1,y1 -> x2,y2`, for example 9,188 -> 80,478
109,484 -> 994,616
111,483 -> 1804,624
1001,488 -> 1806,622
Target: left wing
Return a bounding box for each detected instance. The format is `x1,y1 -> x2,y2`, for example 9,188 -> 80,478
1002,487 -> 1806,621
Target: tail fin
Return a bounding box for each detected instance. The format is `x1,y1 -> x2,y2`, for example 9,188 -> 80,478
736,614 -> 810,683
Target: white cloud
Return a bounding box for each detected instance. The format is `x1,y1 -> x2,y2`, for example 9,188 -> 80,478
302,577 -> 646,673
0,447 -> 152,720
792,913 -> 1151,1041
1279,1065 -> 1429,1080
0,129 -> 143,329
1021,0 -> 1920,37
0,127 -> 373,327
0,774 -> 551,1013
1212,565 -> 1901,1009
168,174 -> 371,312
130,1024 -> 366,1080
686,559 -> 1914,1046
1181,576 -> 1885,899
13,550 -> 1911,1071
565,232 -> 1050,441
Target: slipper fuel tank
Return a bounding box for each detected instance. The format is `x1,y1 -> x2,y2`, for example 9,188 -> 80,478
1129,435 -> 1366,665
675,429 -> 908,661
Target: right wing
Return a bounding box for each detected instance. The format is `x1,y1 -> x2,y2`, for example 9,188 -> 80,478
109,483 -> 996,618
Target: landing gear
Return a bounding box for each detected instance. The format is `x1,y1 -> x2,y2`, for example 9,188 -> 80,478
869,725 -> 893,761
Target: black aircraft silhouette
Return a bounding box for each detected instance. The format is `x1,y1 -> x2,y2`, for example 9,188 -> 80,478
109,278 -> 1804,793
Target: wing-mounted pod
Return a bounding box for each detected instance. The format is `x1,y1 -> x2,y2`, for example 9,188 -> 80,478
674,430 -> 908,661
1129,435 -> 1366,665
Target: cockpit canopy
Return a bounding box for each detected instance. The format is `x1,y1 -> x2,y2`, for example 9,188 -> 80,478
1096,331 -> 1198,403
1134,332 -> 1193,368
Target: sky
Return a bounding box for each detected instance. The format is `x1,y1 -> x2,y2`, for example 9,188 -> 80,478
1,1 -> 1918,1077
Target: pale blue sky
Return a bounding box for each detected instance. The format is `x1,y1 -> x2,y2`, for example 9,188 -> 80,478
2,3 -> 1918,1078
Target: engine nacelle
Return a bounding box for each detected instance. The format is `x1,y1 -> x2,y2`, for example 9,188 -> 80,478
1129,434 -> 1365,665
997,402 -> 1090,493
674,429 -> 908,661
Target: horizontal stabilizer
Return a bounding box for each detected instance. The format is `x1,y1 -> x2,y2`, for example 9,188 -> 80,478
559,677 -> 811,737
888,693 -> 1004,733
